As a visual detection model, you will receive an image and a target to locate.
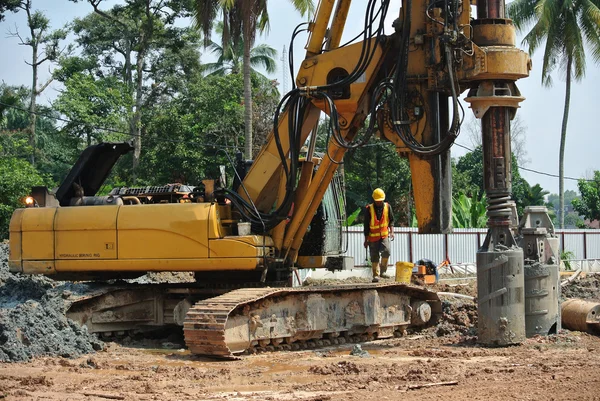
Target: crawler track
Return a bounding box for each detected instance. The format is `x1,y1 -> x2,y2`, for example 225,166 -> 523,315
183,288 -> 281,357
183,283 -> 441,358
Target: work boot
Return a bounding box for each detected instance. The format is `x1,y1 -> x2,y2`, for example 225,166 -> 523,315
371,262 -> 380,282
380,258 -> 389,278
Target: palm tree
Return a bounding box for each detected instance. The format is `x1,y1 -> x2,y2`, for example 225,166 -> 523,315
522,183 -> 550,207
202,23 -> 277,77
507,0 -> 600,228
194,0 -> 314,160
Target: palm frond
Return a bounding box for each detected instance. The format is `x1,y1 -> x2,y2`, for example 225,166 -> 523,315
200,62 -> 228,76
540,20 -> 559,86
579,0 -> 600,63
508,0 -> 540,29
250,55 -> 277,74
522,18 -> 548,54
563,5 -> 587,80
251,43 -> 277,58
290,0 -> 315,17
192,0 -> 222,46
206,40 -> 223,54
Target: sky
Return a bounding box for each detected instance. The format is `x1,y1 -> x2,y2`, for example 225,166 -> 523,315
1,0 -> 598,196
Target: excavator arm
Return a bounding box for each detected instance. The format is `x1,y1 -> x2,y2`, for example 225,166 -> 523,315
236,0 -> 528,267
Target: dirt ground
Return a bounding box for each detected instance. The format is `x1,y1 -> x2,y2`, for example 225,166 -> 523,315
1,329 -> 599,401
2,240 -> 600,400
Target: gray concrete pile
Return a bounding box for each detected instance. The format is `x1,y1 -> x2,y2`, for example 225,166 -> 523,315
0,242 -> 103,362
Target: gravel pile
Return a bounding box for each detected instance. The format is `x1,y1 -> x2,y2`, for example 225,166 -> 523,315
0,242 -> 103,362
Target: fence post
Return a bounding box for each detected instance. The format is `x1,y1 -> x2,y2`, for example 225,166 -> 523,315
444,233 -> 449,262
408,230 -> 413,262
584,232 -> 587,259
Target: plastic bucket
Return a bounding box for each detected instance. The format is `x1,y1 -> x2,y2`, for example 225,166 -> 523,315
237,222 -> 251,236
395,261 -> 414,284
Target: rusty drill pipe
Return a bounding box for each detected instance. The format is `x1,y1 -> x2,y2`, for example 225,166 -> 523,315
562,299 -> 600,334
477,0 -> 505,19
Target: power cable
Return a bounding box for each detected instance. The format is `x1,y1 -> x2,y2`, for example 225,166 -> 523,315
453,142 -> 595,182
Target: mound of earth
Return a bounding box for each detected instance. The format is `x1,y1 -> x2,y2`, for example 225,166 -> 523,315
562,274 -> 600,302
0,242 -> 103,362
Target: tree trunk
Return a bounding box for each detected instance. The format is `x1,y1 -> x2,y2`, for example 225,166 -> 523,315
131,49 -> 145,184
559,57 -> 572,229
124,43 -> 133,89
27,0 -> 37,167
28,45 -> 38,166
243,30 -> 253,160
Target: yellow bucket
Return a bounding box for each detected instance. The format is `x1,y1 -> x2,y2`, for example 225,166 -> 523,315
395,261 -> 414,284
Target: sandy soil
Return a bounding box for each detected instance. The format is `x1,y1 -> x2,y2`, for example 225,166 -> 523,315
0,330 -> 599,401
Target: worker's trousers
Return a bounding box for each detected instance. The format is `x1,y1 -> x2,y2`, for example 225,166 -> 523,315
368,237 -> 390,263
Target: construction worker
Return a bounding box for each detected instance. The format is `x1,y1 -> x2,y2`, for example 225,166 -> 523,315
363,188 -> 394,282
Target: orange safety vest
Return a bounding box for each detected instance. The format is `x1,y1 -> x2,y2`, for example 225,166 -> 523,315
368,203 -> 389,242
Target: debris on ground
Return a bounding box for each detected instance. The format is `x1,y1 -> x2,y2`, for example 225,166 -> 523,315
561,274 -> 600,302
349,344 -> 370,358
128,271 -> 195,284
430,281 -> 478,298
0,242 -> 103,362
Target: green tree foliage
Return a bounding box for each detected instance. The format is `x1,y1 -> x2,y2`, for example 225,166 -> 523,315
572,171 -> 600,224
0,0 -> 20,21
54,73 -> 131,147
194,0 -> 314,160
565,211 -> 585,228
7,0 -> 69,165
452,192 -> 487,228
548,190 -> 580,211
202,22 -> 277,77
138,72 -> 279,186
251,74 -> 279,154
0,134 -> 45,239
508,0 -> 600,228
67,0 -> 198,181
0,85 -> 28,126
343,140 -> 413,226
0,83 -> 64,184
453,147 -> 483,198
547,189 -> 582,227
139,73 -> 243,185
204,41 -> 277,76
453,145 -> 537,218
522,183 -> 549,208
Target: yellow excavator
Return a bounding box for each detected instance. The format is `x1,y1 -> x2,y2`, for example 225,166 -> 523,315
8,0 -> 530,357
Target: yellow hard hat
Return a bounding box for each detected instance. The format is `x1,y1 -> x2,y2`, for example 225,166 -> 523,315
372,188 -> 385,201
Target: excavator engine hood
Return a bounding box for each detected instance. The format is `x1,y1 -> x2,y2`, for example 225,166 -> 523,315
55,142 -> 134,206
